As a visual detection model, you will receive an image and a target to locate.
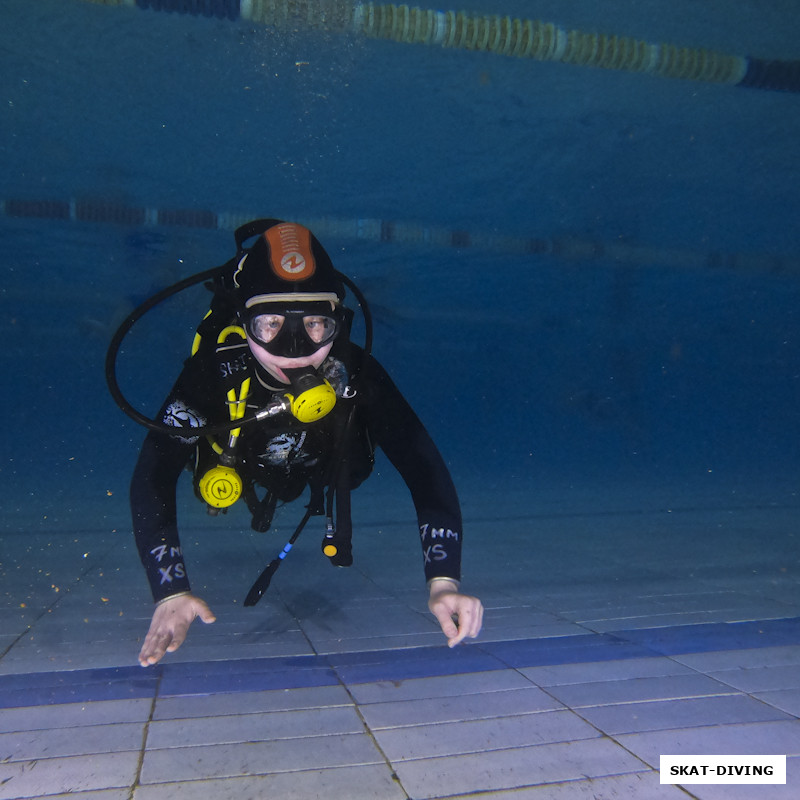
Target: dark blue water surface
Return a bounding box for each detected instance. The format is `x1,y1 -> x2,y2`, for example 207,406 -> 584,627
1,0 -> 798,539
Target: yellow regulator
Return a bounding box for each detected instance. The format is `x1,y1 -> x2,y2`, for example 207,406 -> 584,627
198,463 -> 243,509
285,380 -> 337,424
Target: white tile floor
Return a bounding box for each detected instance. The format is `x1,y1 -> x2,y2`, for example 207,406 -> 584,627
1,478 -> 799,799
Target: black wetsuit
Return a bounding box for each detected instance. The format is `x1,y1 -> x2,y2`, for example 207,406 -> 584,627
130,337 -> 463,603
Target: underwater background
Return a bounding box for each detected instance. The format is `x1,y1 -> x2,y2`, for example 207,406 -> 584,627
1,0 -> 798,561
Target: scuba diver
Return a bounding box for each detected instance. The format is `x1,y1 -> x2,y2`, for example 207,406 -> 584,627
117,219 -> 483,667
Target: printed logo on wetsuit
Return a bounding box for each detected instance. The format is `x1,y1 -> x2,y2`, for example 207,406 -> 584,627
265,223 -> 316,281
420,523 -> 459,565
163,400 -> 205,443
150,544 -> 186,585
260,432 -> 312,467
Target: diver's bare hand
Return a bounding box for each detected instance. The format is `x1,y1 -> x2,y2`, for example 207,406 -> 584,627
138,593 -> 216,667
428,578 -> 484,647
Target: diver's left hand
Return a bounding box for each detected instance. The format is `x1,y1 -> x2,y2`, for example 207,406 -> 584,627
428,578 -> 484,647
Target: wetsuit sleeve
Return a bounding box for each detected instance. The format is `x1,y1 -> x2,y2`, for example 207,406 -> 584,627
129,356 -> 214,603
361,356 -> 463,584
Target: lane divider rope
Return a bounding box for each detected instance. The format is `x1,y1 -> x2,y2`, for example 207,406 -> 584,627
81,0 -> 800,92
4,196 -> 798,276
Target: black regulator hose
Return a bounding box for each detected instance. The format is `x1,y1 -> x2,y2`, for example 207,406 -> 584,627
339,271 -> 373,362
104,263 -> 242,437
105,265 -> 373,437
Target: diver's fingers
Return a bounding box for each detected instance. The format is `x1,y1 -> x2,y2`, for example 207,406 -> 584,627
193,598 -> 217,625
430,601 -> 460,641
138,594 -> 215,667
165,622 -> 189,652
445,595 -> 484,647
430,592 -> 484,647
457,595 -> 484,641
139,628 -> 173,666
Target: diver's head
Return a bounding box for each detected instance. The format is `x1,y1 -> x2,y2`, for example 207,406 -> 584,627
232,221 -> 348,384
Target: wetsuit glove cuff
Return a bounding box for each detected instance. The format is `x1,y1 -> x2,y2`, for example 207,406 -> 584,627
155,590 -> 192,607
428,577 -> 460,592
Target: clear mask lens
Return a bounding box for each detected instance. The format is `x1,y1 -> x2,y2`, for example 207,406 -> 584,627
247,312 -> 338,351
302,315 -> 338,344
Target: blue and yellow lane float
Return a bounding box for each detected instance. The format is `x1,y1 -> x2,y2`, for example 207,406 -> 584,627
81,0 -> 800,93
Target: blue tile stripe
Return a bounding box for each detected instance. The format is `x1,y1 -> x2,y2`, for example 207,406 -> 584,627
609,616 -> 800,654
1,617 -> 797,709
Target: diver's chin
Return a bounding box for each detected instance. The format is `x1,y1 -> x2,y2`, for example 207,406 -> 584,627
264,364 -> 300,385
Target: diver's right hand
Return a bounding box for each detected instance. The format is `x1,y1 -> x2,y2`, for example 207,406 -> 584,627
138,593 -> 216,667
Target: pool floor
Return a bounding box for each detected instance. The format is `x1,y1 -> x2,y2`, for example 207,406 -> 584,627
1,482 -> 799,799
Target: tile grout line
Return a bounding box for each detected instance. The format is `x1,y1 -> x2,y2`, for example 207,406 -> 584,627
479,639 -> 696,797
332,668 -> 414,800
128,670 -> 162,799
535,682 -> 705,800
1,529 -> 124,666
689,663 -> 800,722
508,645 -> 793,800
272,572 -> 414,789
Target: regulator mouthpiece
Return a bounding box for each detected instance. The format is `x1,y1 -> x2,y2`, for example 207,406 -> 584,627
282,367 -> 337,423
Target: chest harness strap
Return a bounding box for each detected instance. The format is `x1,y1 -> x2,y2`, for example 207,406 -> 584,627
195,325 -> 252,511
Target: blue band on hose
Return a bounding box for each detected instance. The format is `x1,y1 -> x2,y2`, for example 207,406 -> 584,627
278,543 -> 293,560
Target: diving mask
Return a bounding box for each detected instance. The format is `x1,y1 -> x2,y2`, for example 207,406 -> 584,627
245,301 -> 341,358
